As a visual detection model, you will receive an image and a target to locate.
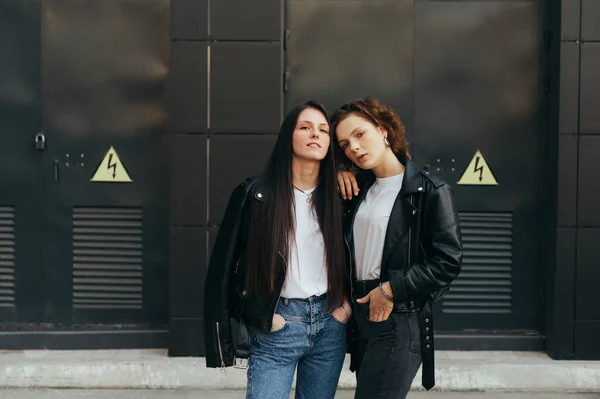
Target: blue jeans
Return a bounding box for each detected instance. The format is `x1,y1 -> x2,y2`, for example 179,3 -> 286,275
246,294 -> 347,399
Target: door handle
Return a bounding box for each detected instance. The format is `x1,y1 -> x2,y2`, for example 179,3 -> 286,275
53,160 -> 59,183
35,132 -> 46,151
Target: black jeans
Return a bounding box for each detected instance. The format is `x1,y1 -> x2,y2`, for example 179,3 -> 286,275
353,283 -> 422,399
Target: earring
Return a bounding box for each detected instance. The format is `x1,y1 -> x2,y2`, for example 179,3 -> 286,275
384,137 -> 390,148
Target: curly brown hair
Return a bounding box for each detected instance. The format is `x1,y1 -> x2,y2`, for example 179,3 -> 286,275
331,98 -> 410,162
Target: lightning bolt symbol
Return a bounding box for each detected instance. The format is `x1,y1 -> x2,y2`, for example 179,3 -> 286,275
473,156 -> 484,182
107,153 -> 117,178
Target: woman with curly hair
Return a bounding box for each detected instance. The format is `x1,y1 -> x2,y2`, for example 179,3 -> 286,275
332,98 -> 463,399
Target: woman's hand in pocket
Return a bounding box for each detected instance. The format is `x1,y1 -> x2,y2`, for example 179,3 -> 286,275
356,282 -> 394,322
332,298 -> 352,323
270,314 -> 286,332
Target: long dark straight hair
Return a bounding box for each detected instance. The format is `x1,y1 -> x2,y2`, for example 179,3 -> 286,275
245,101 -> 347,308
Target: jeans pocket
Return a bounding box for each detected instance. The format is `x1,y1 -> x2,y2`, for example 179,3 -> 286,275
331,314 -> 348,327
269,314 -> 286,333
405,313 -> 421,354
265,322 -> 288,335
363,308 -> 392,324
254,321 -> 290,349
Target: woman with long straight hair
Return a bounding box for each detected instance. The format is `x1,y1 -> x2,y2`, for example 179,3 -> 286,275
332,98 -> 463,399
204,101 -> 351,399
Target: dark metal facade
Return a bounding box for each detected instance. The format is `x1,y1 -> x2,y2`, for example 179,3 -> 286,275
168,0 -> 551,355
545,0 -> 600,360
0,0 -> 169,348
1,0 -> 599,360
285,1 -> 546,349
167,0 -> 283,356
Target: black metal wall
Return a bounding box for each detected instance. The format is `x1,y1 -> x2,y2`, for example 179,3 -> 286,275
168,0 -> 554,356
10,0 -> 600,356
0,0 -> 43,326
8,0 -> 598,358
0,0 -> 169,349
546,0 -> 600,360
7,0 -> 600,359
167,0 -> 283,356
284,1 -> 547,350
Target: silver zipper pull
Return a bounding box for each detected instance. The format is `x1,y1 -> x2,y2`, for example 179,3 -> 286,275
215,322 -> 227,373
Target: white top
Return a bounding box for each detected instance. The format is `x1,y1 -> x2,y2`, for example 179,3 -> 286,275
353,173 -> 404,280
280,187 -> 328,298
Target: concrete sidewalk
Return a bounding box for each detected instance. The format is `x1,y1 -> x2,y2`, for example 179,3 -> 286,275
0,349 -> 598,392
1,391 -> 599,398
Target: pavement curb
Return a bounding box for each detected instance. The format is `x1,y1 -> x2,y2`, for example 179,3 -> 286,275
0,352 -> 599,392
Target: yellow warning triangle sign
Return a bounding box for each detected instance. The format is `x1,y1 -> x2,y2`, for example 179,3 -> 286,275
90,146 -> 133,183
457,150 -> 498,186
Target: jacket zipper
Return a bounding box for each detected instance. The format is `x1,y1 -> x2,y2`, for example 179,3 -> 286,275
215,236 -> 244,370
408,194 -> 414,309
215,322 -> 226,372
234,254 -> 242,274
344,237 -> 354,302
408,194 -> 413,265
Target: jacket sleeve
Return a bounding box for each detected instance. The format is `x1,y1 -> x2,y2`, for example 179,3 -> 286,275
388,183 -> 463,302
203,181 -> 249,368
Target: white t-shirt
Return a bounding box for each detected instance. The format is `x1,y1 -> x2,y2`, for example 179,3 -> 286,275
280,187 -> 328,298
353,173 -> 404,281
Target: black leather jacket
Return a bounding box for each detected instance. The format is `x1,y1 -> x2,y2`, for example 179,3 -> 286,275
344,158 -> 462,388
345,158 -> 462,309
204,158 -> 462,374
204,177 -> 289,369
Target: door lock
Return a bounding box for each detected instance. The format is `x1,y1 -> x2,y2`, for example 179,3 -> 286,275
34,132 -> 46,151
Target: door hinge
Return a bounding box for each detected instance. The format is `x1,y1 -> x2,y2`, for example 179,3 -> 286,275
283,30 -> 290,50
283,70 -> 290,92
543,30 -> 551,51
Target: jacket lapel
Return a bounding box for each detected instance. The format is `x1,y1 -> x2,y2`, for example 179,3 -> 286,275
380,160 -> 424,269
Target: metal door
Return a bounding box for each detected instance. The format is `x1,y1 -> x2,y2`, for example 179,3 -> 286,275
0,0 -> 44,324
285,0 -> 546,334
0,0 -> 169,330
38,0 -> 170,326
412,2 -> 545,333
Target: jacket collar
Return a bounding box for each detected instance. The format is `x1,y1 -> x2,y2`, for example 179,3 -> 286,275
400,159 -> 426,195
361,157 -> 425,196
350,156 -> 424,269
